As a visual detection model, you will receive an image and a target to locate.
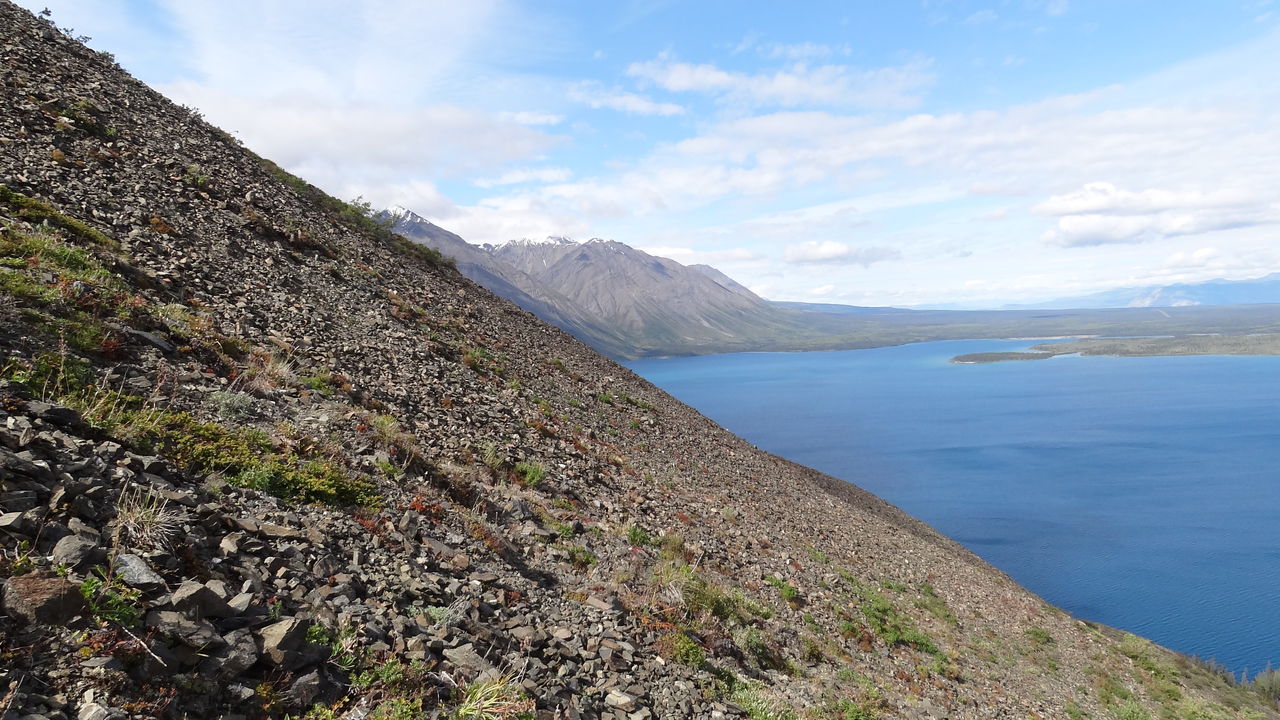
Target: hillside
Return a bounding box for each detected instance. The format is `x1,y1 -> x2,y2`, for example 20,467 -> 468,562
0,5 -> 1276,720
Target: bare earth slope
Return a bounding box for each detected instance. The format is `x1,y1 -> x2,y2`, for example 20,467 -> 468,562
0,5 -> 1274,719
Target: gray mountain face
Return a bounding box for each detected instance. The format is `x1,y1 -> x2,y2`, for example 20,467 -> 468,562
381,209 -> 634,357
385,209 -> 801,357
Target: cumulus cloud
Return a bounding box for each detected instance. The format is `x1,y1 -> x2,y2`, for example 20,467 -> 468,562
1036,182 -> 1280,246
783,241 -> 900,265
626,52 -> 935,109
164,83 -> 560,184
567,82 -> 684,116
1034,182 -> 1256,216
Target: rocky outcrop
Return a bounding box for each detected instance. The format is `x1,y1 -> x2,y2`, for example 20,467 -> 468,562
0,4 -> 1275,720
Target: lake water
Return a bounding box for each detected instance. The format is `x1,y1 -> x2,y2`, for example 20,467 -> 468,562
627,339 -> 1280,676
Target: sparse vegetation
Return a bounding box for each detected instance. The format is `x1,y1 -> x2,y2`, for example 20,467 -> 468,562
514,461 -> 545,486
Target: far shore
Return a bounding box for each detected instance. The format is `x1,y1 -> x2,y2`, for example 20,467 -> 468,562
952,333 -> 1280,364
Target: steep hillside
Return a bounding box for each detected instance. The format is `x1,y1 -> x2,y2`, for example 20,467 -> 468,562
0,5 -> 1275,720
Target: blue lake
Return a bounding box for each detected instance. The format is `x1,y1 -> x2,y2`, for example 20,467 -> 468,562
628,339 -> 1280,676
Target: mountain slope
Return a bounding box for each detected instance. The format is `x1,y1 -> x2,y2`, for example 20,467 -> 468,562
382,208 -> 635,358
0,5 -> 1275,720
490,238 -> 806,354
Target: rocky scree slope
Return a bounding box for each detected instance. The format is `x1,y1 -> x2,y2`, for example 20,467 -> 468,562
0,5 -> 1276,720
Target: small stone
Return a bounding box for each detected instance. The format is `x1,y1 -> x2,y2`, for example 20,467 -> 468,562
145,610 -> 224,649
77,702 -> 111,720
0,510 -> 32,535
283,669 -> 322,706
443,643 -> 493,672
51,535 -> 103,569
605,690 -> 638,712
113,553 -> 165,589
170,580 -> 234,618
257,617 -> 309,667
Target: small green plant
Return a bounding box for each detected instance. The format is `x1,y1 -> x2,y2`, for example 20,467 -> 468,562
733,626 -> 788,671
210,390 -> 255,420
859,588 -> 938,655
79,565 -> 142,626
1109,701 -> 1152,720
766,576 -> 800,604
658,632 -> 706,667
730,682 -> 797,720
301,373 -> 335,397
0,540 -> 36,577
480,442 -> 502,470
1026,627 -> 1055,646
627,525 -> 651,546
375,459 -> 403,479
514,461 -> 544,486
915,584 -> 957,626
370,698 -> 421,720
566,545 -> 596,570
452,675 -> 534,719
806,546 -> 829,564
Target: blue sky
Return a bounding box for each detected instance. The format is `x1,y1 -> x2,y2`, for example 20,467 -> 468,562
21,0 -> 1280,307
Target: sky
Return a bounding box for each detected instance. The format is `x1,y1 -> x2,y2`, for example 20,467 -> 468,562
19,0 -> 1280,308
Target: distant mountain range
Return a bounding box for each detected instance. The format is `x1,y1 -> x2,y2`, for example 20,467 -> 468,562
384,206 -> 1280,358
1004,273 -> 1280,310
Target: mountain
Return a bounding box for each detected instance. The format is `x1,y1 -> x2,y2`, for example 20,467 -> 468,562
1005,273 -> 1280,310
0,5 -> 1276,718
382,208 -> 634,358
386,216 -> 821,357
487,238 -> 793,352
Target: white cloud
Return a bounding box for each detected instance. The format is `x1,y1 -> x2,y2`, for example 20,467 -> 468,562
1036,182 -> 1280,247
626,53 -> 935,109
1163,247 -> 1221,269
784,241 -> 900,265
165,83 -> 560,185
497,111 -> 564,126
474,167 -> 573,188
1034,182 -> 1256,216
809,284 -> 836,296
963,10 -> 999,25
761,42 -> 852,61
567,82 -> 685,116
